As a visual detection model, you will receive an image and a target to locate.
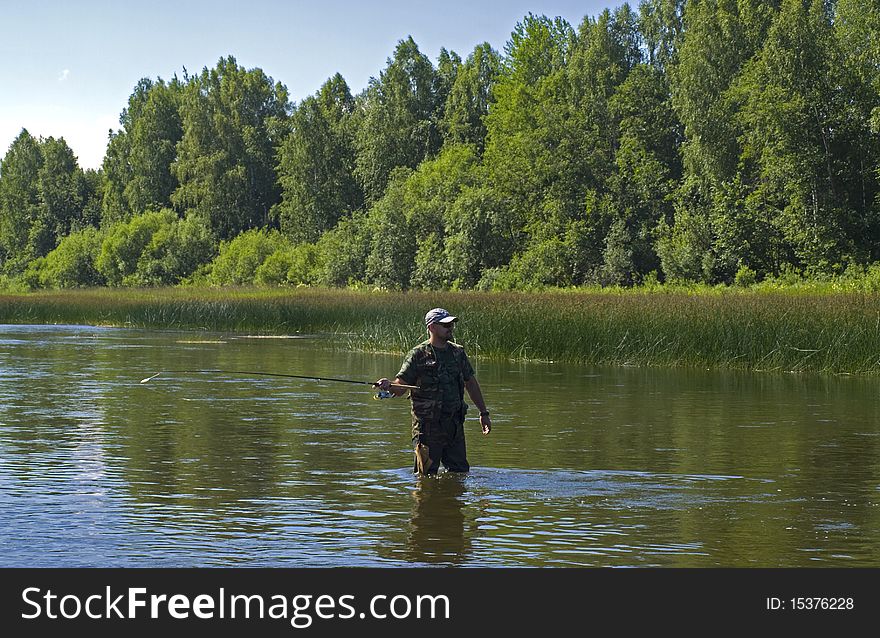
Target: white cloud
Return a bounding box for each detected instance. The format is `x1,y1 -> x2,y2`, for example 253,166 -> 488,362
58,69 -> 70,82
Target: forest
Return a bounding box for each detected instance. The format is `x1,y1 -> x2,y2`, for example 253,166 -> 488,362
0,0 -> 878,292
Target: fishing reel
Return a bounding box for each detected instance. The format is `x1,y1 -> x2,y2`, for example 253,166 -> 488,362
373,390 -> 394,400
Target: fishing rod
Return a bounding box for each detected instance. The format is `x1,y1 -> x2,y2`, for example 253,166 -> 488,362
139,369 -> 418,398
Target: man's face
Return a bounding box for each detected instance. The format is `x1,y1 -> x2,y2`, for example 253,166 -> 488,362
431,321 -> 455,339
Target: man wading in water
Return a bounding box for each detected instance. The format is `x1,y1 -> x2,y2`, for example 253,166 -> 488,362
377,308 -> 491,475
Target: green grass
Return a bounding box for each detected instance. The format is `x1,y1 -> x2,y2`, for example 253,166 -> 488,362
1,286 -> 880,374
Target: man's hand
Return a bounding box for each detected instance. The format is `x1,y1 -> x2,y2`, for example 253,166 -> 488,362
480,413 -> 491,435
375,378 -> 391,391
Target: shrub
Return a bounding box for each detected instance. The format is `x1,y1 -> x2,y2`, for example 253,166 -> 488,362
285,243 -> 322,285
253,243 -> 323,286
254,248 -> 295,286
734,264 -> 757,288
134,213 -> 216,286
314,212 -> 372,287
411,233 -> 449,289
36,227 -> 106,288
209,228 -> 291,285
97,210 -> 177,286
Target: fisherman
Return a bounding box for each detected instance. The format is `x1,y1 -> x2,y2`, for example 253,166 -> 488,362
376,308 -> 491,475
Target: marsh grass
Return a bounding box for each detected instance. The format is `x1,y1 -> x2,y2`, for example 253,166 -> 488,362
1,286 -> 879,374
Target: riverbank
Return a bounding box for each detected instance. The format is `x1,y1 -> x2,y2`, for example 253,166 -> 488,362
1,286 -> 879,374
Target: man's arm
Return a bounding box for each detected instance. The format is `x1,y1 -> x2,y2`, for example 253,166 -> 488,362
464,376 -> 491,435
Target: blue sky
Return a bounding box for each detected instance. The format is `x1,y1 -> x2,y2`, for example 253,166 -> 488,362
0,0 -> 620,170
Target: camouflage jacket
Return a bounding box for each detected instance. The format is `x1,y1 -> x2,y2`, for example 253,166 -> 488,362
396,341 -> 474,435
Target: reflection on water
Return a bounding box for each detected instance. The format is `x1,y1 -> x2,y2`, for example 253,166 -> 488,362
1,324 -> 880,567
402,474 -> 473,565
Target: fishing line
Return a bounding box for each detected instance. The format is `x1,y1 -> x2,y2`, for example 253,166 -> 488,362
139,369 -> 417,398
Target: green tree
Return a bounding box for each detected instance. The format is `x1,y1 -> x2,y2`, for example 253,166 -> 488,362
80,169 -> 104,229
134,212 -> 215,285
563,6 -> 644,283
834,0 -> 880,257
0,131 -> 92,273
486,9 -> 654,286
96,209 -> 177,286
354,37 -> 441,204
482,13 -> 577,287
661,0 -> 780,281
364,168 -> 417,289
655,182 -> 716,282
601,63 -> 681,284
434,47 -> 462,120
172,56 -> 290,240
314,211 -> 372,287
275,74 -> 362,243
255,243 -> 322,286
637,0 -> 686,71
671,0 -> 778,183
101,128 -> 132,225
126,78 -> 184,215
484,13 -> 576,223
441,43 -> 502,151
362,144 -> 481,289
405,144 -> 481,288
101,78 -> 183,224
37,137 -> 89,249
0,129 -> 43,272
733,0 -> 872,272
444,185 -> 522,288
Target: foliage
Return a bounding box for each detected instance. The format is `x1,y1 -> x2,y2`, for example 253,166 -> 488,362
208,228 -> 291,285
97,209 -> 177,286
255,243 -> 322,286
0,130 -> 95,274
134,212 -> 215,285
101,78 -> 183,224
441,43 -> 502,150
734,264 -> 757,288
314,212 -> 372,287
354,37 -> 444,205
0,130 -> 43,272
2,2 -> 880,293
274,75 -> 362,244
172,56 -> 290,241
31,226 -> 106,288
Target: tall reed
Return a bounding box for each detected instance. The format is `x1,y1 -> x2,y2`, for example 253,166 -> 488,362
1,287 -> 879,374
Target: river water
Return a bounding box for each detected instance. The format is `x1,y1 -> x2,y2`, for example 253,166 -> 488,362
1,324 -> 878,567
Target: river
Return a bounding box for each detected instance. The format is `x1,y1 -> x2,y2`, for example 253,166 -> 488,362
1,324 -> 878,566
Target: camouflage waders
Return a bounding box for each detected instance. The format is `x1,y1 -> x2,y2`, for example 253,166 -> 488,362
397,341 -> 474,475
